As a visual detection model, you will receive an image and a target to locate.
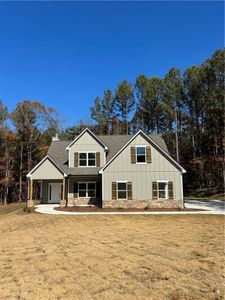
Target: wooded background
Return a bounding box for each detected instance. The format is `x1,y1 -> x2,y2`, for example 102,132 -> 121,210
0,48 -> 224,204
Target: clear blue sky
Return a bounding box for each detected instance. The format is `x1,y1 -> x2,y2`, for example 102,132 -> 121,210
0,1 -> 224,127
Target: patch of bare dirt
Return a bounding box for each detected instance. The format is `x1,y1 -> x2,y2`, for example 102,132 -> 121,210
0,213 -> 224,299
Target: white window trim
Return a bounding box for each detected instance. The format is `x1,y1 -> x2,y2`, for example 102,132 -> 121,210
78,182 -> 96,198
157,180 -> 169,200
135,145 -> 147,164
78,151 -> 97,167
117,181 -> 127,200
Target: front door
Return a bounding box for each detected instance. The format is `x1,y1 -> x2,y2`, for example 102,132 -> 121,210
49,183 -> 62,203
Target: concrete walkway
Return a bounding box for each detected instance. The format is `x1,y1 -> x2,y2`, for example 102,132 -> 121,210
35,200 -> 225,215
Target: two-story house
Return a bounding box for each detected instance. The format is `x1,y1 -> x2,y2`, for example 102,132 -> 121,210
26,128 -> 186,209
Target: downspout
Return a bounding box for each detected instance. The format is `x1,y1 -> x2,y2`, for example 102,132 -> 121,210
101,171 -> 104,208
181,173 -> 184,209
66,176 -> 70,207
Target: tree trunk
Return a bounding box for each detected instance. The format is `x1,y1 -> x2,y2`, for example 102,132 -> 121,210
174,107 -> 179,163
0,191 -> 3,205
155,118 -> 158,135
192,135 -> 196,159
28,145 -> 32,172
126,104 -> 129,135
4,146 -> 9,205
141,105 -> 144,131
108,116 -> 111,135
4,184 -> 8,206
19,142 -> 23,203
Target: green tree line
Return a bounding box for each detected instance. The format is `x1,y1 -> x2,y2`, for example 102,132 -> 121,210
0,48 -> 224,204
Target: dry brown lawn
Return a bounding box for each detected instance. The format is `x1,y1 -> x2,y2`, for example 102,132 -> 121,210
0,208 -> 224,300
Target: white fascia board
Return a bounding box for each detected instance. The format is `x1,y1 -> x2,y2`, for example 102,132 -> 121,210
26,155 -> 67,178
99,130 -> 186,174
66,128 -> 108,150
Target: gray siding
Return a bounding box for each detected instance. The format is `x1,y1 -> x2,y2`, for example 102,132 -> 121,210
102,134 -> 183,205
69,132 -> 105,167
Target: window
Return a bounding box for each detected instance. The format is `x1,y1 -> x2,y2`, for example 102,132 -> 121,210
78,183 -> 86,197
88,153 -> 96,166
136,146 -> 146,163
117,182 -> 127,199
78,182 -> 96,198
157,181 -> 168,199
88,183 -> 96,197
79,153 -> 87,166
79,152 -> 96,167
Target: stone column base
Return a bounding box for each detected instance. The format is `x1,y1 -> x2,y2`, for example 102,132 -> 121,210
27,200 -> 34,208
60,200 -> 67,207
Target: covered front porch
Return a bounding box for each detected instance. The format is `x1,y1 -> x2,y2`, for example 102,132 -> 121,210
26,156 -> 102,207
26,156 -> 68,207
27,175 -> 102,207
27,178 -> 67,207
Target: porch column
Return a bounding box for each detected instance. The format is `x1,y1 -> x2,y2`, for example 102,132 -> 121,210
61,177 -> 66,207
27,178 -> 34,208
62,177 -> 65,201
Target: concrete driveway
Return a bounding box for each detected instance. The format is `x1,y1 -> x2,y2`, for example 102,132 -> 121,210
185,199 -> 224,213
35,200 -> 225,215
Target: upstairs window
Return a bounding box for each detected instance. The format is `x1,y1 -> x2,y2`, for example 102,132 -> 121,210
136,146 -> 146,163
79,152 -> 96,167
88,152 -> 96,166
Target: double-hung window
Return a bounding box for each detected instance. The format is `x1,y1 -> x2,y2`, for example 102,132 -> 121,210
136,146 -> 146,163
157,181 -> 168,199
79,152 -> 96,167
78,182 -> 96,198
117,182 -> 127,199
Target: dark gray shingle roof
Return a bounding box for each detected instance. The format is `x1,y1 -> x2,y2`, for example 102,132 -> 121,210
47,134 -> 169,176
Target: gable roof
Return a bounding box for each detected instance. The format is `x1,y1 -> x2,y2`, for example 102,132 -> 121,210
98,134 -> 169,162
26,155 -> 67,178
45,131 -> 173,176
99,130 -> 186,174
66,128 -> 108,150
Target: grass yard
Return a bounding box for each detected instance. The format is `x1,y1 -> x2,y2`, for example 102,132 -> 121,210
0,207 -> 224,300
